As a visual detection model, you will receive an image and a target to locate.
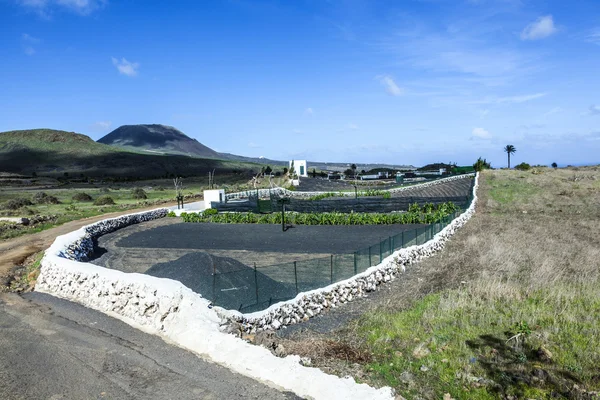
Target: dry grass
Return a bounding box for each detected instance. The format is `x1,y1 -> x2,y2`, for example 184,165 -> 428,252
271,166 -> 600,399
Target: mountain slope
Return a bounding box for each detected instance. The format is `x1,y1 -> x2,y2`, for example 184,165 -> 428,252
0,129 -> 260,177
98,124 -> 220,158
0,129 -> 120,156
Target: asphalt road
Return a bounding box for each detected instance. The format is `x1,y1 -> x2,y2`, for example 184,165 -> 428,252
0,292 -> 301,400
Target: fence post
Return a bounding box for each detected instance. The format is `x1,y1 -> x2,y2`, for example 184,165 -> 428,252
294,261 -> 298,294
330,255 -> 333,284
254,263 -> 259,304
212,259 -> 216,303
368,246 -> 372,266
430,224 -> 433,240
354,251 -> 357,275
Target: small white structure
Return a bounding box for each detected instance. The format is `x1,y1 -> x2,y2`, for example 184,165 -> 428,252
203,189 -> 225,208
289,160 -> 308,177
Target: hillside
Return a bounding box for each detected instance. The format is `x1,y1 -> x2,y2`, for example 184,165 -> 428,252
0,129 -> 261,178
98,124 -> 221,159
0,129 -> 120,156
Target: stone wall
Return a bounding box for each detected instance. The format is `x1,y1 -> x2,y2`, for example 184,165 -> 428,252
225,173 -> 474,200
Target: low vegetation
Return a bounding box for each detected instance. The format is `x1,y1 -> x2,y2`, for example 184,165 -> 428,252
180,202 -> 458,225
93,195 -> 116,206
514,162 -> 531,171
131,187 -> 147,199
71,192 -> 93,202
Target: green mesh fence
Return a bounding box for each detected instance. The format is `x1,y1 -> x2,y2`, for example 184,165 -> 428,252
210,190 -> 475,312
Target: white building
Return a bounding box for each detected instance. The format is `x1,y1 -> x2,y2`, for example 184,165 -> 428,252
289,160 -> 308,177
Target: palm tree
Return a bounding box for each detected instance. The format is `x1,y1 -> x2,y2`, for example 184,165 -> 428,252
504,145 -> 516,168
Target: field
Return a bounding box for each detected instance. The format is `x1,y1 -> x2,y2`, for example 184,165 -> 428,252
267,167 -> 600,399
0,173 -> 293,241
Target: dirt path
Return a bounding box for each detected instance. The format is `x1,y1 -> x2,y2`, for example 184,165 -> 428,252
0,203 -> 175,287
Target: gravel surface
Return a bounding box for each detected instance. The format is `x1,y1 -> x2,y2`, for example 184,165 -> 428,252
113,222 -> 425,254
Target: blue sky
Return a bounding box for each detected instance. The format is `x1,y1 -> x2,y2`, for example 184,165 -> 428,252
1,0 -> 599,167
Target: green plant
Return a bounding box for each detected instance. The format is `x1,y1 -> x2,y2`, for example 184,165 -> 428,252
307,192 -> 339,201
3,198 -> 33,210
33,192 -> 60,204
131,187 -> 147,199
504,144 -> 517,168
181,202 -> 459,226
93,195 -> 115,206
72,192 -> 93,202
167,211 -> 177,217
551,162 -> 558,169
473,157 -> 491,172
514,162 -> 531,171
203,208 -> 218,216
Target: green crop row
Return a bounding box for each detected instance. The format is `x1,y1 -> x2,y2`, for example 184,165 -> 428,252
180,202 -> 459,225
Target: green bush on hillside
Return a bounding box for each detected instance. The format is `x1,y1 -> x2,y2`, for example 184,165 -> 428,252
131,187 -> 147,199
515,162 -> 531,171
33,192 -> 60,204
3,198 -> 33,210
72,192 -> 93,202
93,195 -> 115,206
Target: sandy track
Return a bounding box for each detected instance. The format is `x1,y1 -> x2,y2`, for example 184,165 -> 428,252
0,203 -> 174,287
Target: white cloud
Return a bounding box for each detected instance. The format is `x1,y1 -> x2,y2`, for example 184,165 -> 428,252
521,15 -> 557,40
587,105 -> 600,116
586,29 -> 600,45
376,75 -> 403,96
17,0 -> 106,16
111,57 -> 139,77
472,127 -> 492,139
304,107 -> 314,115
247,142 -> 261,148
473,92 -> 546,105
93,121 -> 112,130
347,123 -> 359,130
21,33 -> 40,55
543,107 -> 562,117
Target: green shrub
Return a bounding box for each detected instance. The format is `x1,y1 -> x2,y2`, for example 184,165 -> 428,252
131,187 -> 147,199
473,157 -> 491,172
515,162 -> 531,171
182,202 -> 459,226
72,192 -> 93,202
33,192 -> 60,204
307,192 -> 339,201
93,195 -> 115,206
3,198 -> 33,210
383,192 -> 391,199
167,211 -> 177,217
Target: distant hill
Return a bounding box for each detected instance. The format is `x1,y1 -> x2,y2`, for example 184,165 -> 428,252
98,124 -> 221,159
0,129 -> 261,178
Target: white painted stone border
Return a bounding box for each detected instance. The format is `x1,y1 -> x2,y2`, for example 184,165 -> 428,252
35,210 -> 395,399
217,173 -> 479,332
226,173 -> 474,200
